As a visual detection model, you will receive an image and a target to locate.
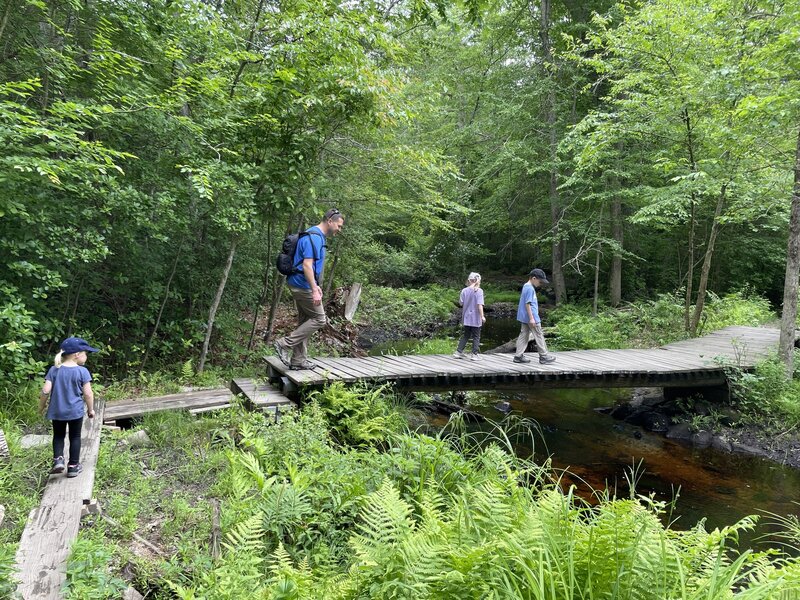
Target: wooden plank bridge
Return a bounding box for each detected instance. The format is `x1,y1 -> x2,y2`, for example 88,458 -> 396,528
267,326 -> 787,395
15,380 -> 292,598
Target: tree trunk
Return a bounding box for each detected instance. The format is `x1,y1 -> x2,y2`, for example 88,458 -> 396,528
609,155 -> 623,307
141,242 -> 183,370
779,127 -> 800,375
323,248 -> 338,299
592,245 -> 601,317
198,236 -> 237,373
263,276 -> 286,344
689,184 -> 727,335
682,108 -> 699,331
248,219 -> 274,351
537,0 -> 566,303
264,214 -> 302,343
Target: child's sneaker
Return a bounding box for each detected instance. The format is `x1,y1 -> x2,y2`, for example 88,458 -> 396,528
51,456 -> 65,474
66,463 -> 83,478
453,351 -> 466,359
470,354 -> 480,361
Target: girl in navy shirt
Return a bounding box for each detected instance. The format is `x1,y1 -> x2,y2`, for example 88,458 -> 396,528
39,337 -> 98,477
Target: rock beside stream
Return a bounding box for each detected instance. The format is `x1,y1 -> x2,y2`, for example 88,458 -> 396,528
605,388 -> 800,469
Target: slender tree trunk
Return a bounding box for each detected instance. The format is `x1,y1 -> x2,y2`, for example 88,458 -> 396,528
592,245 -> 601,317
323,248 -> 338,299
263,276 -> 286,344
141,242 -> 183,370
689,184 -> 727,335
248,219 -> 274,351
198,236 -> 237,373
779,127 -> 800,375
537,0 -> 566,303
264,214 -> 302,343
0,0 -> 13,47
682,108 -> 699,331
610,144 -> 624,306
229,0 -> 266,97
66,277 -> 84,338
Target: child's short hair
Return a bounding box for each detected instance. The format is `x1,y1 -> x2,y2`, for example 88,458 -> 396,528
468,272 -> 481,282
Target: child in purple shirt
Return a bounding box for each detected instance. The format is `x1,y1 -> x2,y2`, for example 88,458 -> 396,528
453,272 -> 485,361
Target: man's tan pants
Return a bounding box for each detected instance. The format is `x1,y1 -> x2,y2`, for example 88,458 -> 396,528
281,286 -> 327,365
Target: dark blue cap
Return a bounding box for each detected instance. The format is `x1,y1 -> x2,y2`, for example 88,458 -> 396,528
528,268 -> 549,284
60,337 -> 99,355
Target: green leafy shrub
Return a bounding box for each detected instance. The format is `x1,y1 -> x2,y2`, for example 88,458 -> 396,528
701,291 -> 775,333
0,542 -> 18,599
359,285 -> 456,334
724,353 -> 800,427
0,295 -> 45,384
550,292 -> 774,351
65,534 -> 127,599
310,382 -> 406,446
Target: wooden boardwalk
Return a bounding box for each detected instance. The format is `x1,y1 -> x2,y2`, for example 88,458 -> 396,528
14,400 -> 105,599
104,381 -> 294,424
267,326 -> 785,394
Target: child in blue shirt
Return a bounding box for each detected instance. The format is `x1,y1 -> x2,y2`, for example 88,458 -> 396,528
39,337 -> 98,477
514,269 -> 556,365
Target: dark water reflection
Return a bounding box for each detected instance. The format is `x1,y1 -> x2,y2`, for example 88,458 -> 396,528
461,387 -> 800,550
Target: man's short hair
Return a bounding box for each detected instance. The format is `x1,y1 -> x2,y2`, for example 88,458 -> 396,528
324,208 -> 343,221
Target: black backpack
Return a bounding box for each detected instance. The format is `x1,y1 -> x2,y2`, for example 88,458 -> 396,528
276,231 -> 324,280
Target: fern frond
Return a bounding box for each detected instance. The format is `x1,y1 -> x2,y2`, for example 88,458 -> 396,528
351,479 -> 415,564
223,513 -> 265,555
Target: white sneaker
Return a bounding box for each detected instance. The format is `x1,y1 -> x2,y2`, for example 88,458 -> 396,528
470,354 -> 479,361
453,351 -> 466,359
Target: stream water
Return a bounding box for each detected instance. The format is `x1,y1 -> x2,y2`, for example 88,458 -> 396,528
370,318 -> 800,550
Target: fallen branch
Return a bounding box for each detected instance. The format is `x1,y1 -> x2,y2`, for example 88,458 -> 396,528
100,513 -> 168,557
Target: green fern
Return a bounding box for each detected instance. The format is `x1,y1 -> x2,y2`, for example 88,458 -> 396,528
180,358 -> 194,383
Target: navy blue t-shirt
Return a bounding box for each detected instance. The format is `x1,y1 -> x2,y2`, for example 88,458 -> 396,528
45,365 -> 91,421
287,226 -> 326,289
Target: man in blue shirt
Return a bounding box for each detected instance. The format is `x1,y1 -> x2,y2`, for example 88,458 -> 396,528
274,208 -> 345,369
514,268 -> 556,364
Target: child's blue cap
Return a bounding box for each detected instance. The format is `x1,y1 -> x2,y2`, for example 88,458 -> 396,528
60,337 -> 99,354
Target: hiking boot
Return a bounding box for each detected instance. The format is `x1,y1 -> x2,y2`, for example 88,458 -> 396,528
273,340 -> 291,367
453,351 -> 466,359
513,355 -> 531,364
290,360 -> 316,370
539,355 -> 556,365
51,456 -> 65,474
66,463 -> 83,478
470,354 -> 480,361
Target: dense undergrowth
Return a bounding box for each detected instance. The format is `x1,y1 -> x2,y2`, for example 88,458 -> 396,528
5,383 -> 799,598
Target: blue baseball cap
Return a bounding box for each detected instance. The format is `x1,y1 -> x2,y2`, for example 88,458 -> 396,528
60,337 -> 99,355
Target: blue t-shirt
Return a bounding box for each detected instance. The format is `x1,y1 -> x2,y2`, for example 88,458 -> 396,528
45,365 -> 92,421
516,282 -> 540,324
287,226 -> 326,289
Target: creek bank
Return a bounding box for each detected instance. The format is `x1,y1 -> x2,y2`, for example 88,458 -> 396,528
357,301 -> 519,349
600,388 -> 800,469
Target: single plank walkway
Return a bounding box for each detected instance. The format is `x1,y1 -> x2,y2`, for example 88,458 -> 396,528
14,400 -> 105,599
267,326 -> 787,394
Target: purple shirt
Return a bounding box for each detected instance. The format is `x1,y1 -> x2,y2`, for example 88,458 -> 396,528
460,286 -> 484,327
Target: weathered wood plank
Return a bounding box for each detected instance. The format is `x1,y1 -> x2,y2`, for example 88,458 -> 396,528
230,378 -> 294,409
105,388 -> 232,420
15,400 -> 105,599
